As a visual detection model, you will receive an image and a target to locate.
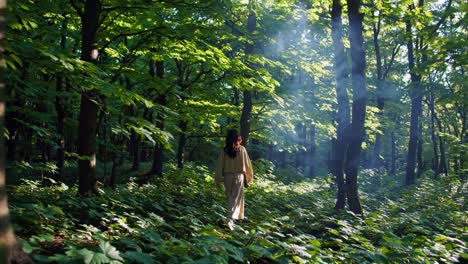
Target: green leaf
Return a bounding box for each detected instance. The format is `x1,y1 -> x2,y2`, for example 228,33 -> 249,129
99,241 -> 124,262
124,251 -> 157,264
22,241 -> 40,254
80,249 -> 109,264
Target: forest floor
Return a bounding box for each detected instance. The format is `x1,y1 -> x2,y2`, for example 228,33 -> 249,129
7,161 -> 468,263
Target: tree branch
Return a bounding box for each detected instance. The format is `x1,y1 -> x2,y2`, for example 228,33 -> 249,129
100,27 -> 165,52
383,44 -> 401,79
70,0 -> 84,17
431,0 -> 453,35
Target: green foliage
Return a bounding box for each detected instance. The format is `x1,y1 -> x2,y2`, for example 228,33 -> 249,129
9,165 -> 467,263
4,0 -> 466,262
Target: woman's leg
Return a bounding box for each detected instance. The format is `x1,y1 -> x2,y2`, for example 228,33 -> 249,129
224,173 -> 245,221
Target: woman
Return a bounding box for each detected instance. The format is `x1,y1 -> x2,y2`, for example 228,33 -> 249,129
215,129 -> 253,230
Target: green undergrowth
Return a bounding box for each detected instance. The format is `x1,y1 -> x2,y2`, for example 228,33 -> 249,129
8,163 -> 468,263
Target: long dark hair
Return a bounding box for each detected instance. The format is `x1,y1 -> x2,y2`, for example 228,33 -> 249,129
224,129 -> 242,158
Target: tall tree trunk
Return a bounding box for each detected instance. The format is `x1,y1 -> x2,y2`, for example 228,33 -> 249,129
109,151 -> 122,189
148,60 -> 165,176
109,154 -> 118,188
371,10 -> 384,169
97,102 -> 109,178
240,90 -> 252,146
301,124 -> 307,168
435,115 -> 447,174
295,123 -> 305,168
279,151 -> 286,168
390,130 -> 397,174
176,121 -> 187,168
150,101 -> 165,175
77,0 -> 101,196
427,93 -> 439,178
0,2 -> 22,261
308,124 -> 316,178
417,118 -> 424,177
65,80 -> 74,156
37,101 -> 50,163
55,18 -> 67,179
56,77 -> 66,176
6,65 -> 28,161
22,129 -> 32,161
5,113 -> 17,161
39,132 -> 49,162
308,76 -> 317,178
107,134 -> 124,188
130,130 -> 140,171
36,97 -> 50,162
344,0 -> 366,215
267,144 -> 274,162
452,158 -> 459,173
5,117 -> 16,160
405,4 -> 423,185
330,0 -> 350,210
240,10 -> 256,147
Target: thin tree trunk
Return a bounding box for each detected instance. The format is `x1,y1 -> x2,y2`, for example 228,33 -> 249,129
390,130 -> 397,174
416,16 -> 429,178
97,102 -> 109,178
240,10 -> 256,147
295,123 -> 305,168
148,60 -> 165,176
344,0 -> 366,215
427,93 -> 439,178
453,158 -> 459,173
301,125 -> 307,168
65,79 -> 74,156
6,65 -> 28,161
77,0 -> 101,196
56,76 -> 65,177
405,4 -> 423,185
371,11 -> 384,169
150,96 -> 165,175
308,124 -> 316,178
279,151 -> 286,168
107,132 -> 124,188
5,117 -> 16,160
267,144 -> 274,162
435,115 -> 448,174
405,83 -> 422,184
308,76 -> 317,178
240,90 -> 252,146
417,117 -> 424,177
55,18 -> 67,179
109,153 -> 118,189
130,130 -> 140,171
331,0 -> 350,210
176,121 -> 187,168
37,98 -> 50,162
438,137 -> 447,175
22,129 -> 32,161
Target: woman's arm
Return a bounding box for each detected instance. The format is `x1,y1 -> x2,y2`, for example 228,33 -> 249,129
243,148 -> 253,183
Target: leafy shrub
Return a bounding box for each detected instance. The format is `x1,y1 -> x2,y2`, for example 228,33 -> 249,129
8,164 -> 467,263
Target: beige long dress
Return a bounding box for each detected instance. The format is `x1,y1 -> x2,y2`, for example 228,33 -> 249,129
215,146 -> 253,220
